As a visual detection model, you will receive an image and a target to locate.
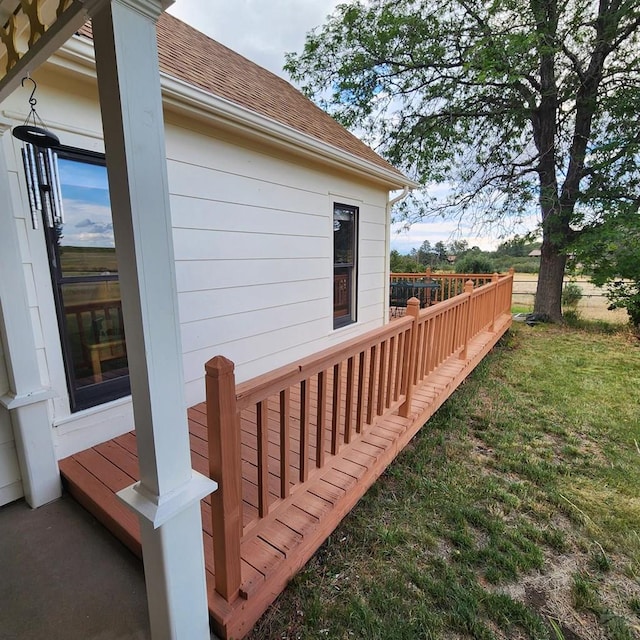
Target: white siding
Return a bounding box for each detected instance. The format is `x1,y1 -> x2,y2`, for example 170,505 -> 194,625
165,121 -> 389,406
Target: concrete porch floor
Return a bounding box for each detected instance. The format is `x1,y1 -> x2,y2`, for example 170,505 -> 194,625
0,494 -> 152,640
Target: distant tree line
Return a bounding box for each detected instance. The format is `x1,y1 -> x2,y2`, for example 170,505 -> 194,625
391,236 -> 541,274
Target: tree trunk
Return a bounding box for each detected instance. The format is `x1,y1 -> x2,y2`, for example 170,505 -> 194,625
534,239 -> 566,322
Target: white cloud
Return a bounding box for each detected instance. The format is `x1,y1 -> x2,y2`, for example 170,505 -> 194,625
61,200 -> 115,247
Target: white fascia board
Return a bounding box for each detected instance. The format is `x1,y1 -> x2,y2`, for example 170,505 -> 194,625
50,36 -> 418,191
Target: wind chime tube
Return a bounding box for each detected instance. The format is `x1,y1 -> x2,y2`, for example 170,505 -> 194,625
36,149 -> 54,228
26,143 -> 42,213
42,148 -> 58,224
48,147 -> 64,224
21,146 -> 39,230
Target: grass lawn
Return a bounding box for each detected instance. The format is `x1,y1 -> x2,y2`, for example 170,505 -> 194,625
248,323 -> 640,640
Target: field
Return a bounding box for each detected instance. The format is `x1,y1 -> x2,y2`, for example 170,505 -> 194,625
512,274 -> 629,323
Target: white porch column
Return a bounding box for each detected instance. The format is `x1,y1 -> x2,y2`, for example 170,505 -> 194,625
91,2 -> 216,638
0,132 -> 60,508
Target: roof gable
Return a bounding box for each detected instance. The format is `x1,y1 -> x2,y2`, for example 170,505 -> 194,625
79,14 -> 406,181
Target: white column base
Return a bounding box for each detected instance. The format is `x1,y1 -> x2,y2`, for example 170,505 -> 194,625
117,470 -> 217,529
118,471 -> 217,639
4,395 -> 61,508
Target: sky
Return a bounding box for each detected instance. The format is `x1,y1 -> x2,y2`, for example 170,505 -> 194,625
58,158 -> 114,249
166,1 -> 520,253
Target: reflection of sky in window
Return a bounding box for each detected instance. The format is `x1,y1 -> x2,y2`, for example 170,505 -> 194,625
58,158 -> 114,248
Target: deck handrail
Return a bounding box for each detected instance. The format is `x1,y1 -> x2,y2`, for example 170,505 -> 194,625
390,268 -> 512,304
205,270 -> 514,602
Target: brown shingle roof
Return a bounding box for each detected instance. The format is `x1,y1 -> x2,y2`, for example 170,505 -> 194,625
78,14 -> 405,180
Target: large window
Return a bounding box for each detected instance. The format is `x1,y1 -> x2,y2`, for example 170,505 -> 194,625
333,203 -> 358,329
25,145 -> 129,411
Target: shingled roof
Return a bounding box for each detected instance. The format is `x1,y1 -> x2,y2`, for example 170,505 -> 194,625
78,13 -> 406,181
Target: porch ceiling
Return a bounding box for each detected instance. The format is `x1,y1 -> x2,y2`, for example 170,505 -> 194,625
0,0 -> 102,102
0,0 -> 173,102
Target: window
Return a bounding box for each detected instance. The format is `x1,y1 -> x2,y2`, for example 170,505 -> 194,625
23,145 -> 129,411
333,203 -> 358,328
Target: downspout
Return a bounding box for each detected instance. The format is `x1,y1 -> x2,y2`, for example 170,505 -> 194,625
384,185 -> 411,322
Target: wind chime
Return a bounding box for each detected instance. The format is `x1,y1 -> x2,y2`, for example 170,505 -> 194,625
12,76 -> 64,230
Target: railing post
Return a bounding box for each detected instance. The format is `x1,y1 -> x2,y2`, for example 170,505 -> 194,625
399,297 -> 420,418
490,272 -> 499,332
205,356 -> 242,603
425,266 -> 432,279
460,280 -> 474,360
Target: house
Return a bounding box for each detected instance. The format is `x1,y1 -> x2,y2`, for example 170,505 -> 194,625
0,3 -> 415,637
1,11 -> 415,508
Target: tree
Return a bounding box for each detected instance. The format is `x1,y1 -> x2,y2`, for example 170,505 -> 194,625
417,239 -> 432,266
571,210 -> 640,328
433,241 -> 447,263
390,249 -> 404,273
286,0 -> 640,321
448,239 -> 469,256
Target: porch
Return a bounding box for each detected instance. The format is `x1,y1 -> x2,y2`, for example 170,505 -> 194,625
59,273 -> 513,639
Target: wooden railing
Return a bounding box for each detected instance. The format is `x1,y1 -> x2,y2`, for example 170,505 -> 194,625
204,271 -> 514,602
390,268 -> 511,304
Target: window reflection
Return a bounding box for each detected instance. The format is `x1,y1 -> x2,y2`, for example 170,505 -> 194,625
43,152 -> 129,410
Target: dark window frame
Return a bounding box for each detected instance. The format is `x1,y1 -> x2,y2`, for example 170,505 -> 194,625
333,203 -> 358,329
39,145 -> 130,411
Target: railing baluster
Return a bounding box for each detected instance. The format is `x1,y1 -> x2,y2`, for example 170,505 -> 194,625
399,297 -> 420,418
344,357 -> 354,444
490,273 -> 499,332
366,345 -> 377,425
316,371 -> 326,467
415,318 -> 426,383
257,400 -> 269,517
356,351 -> 365,433
280,388 -> 290,499
461,280 -> 475,360
376,338 -> 387,416
385,336 -> 395,409
426,316 -> 435,375
393,333 -> 403,401
299,379 -> 310,482
331,362 -> 342,455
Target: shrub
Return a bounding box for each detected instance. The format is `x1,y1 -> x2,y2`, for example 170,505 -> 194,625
562,281 -> 583,308
455,254 -> 495,274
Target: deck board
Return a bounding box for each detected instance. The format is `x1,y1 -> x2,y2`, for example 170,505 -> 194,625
58,312 -> 511,639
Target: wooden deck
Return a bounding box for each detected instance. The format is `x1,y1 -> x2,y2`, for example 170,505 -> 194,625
59,276 -> 513,639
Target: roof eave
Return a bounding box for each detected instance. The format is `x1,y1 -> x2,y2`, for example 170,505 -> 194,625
161,74 -> 417,190
49,35 -> 418,191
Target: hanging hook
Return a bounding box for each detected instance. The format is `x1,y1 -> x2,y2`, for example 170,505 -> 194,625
21,76 -> 38,108
12,76 -> 60,148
